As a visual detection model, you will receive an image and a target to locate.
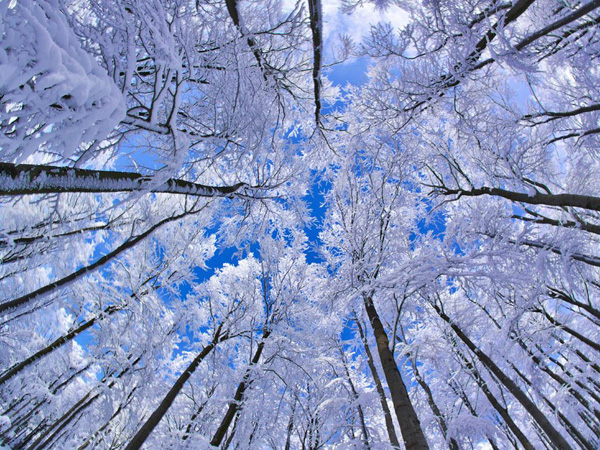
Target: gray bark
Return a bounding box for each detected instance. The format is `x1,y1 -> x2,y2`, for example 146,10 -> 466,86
434,304 -> 573,450
0,162 -> 254,198
124,325 -> 225,450
355,317 -> 401,448
363,295 -> 429,450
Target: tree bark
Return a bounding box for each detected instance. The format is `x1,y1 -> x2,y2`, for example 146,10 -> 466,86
512,363 -> 597,450
25,356 -> 141,450
410,358 -> 459,450
514,0 -> 600,50
512,213 -> 600,235
512,334 -> 600,425
124,325 -> 225,450
0,305 -> 119,386
448,381 -> 502,450
548,288 -> 600,323
210,331 -> 269,447
307,0 -> 322,124
407,0 -> 535,110
438,185 -> 600,211
181,386 -> 216,442
284,402 -> 295,450
76,386 -> 138,450
223,0 -> 268,80
512,238 -> 600,268
0,209 -> 192,314
363,294 -> 429,450
433,304 -> 573,450
0,162 -> 254,198
452,345 -> 536,450
0,223 -> 109,250
339,345 -> 371,449
355,317 -> 401,448
535,307 -> 600,353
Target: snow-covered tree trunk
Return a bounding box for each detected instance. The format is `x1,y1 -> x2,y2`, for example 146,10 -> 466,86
363,294 -> 430,450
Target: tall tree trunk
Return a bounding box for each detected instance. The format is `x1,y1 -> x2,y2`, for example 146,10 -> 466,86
223,0 -> 268,81
307,0 -> 322,124
409,358 -> 459,450
511,363 -> 597,450
0,162 -> 254,198
514,336 -> 600,424
339,345 -> 371,449
1,364 -> 90,445
181,386 -> 217,442
284,402 -> 296,450
452,343 -> 537,450
355,317 -> 401,448
548,288 -> 600,323
210,331 -> 269,447
471,296 -> 600,424
124,325 -> 225,450
536,307 -> 600,352
0,208 -> 193,314
436,184 -> 600,211
0,305 -> 119,386
0,223 -> 109,252
24,356 -> 141,450
76,386 -> 138,450
433,304 -> 573,450
363,294 -> 429,450
448,381 -> 502,450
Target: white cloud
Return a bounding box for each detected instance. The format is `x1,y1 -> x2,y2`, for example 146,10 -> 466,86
322,0 -> 409,46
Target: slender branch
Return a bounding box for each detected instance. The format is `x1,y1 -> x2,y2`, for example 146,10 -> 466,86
511,214 -> 600,235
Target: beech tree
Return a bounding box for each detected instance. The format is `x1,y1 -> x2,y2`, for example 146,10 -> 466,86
2,0 -> 599,449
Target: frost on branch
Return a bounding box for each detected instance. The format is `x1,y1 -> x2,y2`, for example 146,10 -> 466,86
0,0 -> 125,164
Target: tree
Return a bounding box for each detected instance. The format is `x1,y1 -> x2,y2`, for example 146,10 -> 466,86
2,0 -> 599,448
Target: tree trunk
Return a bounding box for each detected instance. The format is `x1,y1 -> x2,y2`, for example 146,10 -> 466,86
1,365 -> 90,446
438,185 -> 600,211
223,0 -> 268,80
124,326 -> 225,450
363,294 -> 429,450
307,0 -> 323,124
181,387 -> 217,442
76,385 -> 138,450
536,307 -> 600,352
433,304 -> 573,450
25,356 -> 140,450
508,238 -> 600,268
410,358 -> 459,450
448,381 -> 503,450
210,332 -> 269,447
452,344 -> 537,450
355,317 -> 401,448
0,223 -> 109,251
512,363 -> 597,450
0,306 -> 119,386
0,162 -> 253,198
473,297 -> 600,424
513,335 -> 600,424
339,345 -> 371,449
0,209 -> 192,314
284,402 -> 295,450
548,288 -> 600,324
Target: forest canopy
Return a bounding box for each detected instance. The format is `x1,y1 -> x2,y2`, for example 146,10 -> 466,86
1,0 -> 599,448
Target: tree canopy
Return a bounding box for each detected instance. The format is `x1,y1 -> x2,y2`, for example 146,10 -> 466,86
1,0 -> 599,448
